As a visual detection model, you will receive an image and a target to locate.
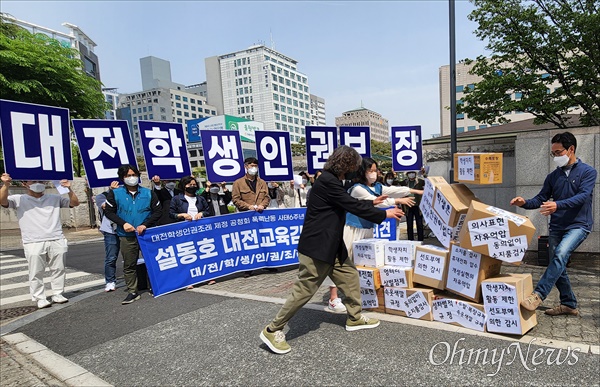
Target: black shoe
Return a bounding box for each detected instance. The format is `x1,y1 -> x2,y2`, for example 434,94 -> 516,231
122,293 -> 140,305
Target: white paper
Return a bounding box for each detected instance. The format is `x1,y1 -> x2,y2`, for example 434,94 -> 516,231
414,250 -> 446,281
52,180 -> 70,195
445,245 -> 482,299
293,175 -> 304,189
485,305 -> 522,335
380,266 -> 410,288
384,241 -> 416,267
433,299 -> 458,323
360,288 -> 379,309
357,268 -> 377,290
481,282 -> 518,307
467,216 -> 510,247
455,301 -> 486,332
420,199 -> 452,248
485,206 -> 527,227
353,239 -> 385,267
403,291 -> 431,319
487,234 -> 529,263
457,155 -> 475,181
433,190 -> 452,225
383,287 -> 408,311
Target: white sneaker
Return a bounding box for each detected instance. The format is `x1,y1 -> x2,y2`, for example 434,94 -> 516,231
51,294 -> 68,304
37,299 -> 51,309
328,298 -> 347,313
105,282 -> 116,292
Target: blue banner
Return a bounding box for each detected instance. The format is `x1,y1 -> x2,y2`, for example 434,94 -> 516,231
374,216 -> 397,241
200,129 -> 245,183
138,208 -> 305,297
391,126 -> 423,172
255,131 -> 293,181
186,117 -> 206,143
339,126 -> 371,158
72,119 -> 137,188
305,126 -> 337,175
0,100 -> 73,180
138,121 -> 192,179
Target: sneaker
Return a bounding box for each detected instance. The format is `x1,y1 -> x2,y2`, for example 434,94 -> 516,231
37,299 -> 51,309
545,305 -> 579,316
121,293 -> 140,305
328,298 -> 347,313
259,327 -> 291,354
105,282 -> 116,292
521,292 -> 543,311
51,294 -> 68,304
346,315 -> 380,331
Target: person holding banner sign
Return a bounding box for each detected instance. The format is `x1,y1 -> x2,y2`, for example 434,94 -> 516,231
202,181 -> 232,216
1,174 -> 79,309
152,175 -> 182,226
104,165 -> 162,305
169,176 -> 210,221
260,146 -> 404,354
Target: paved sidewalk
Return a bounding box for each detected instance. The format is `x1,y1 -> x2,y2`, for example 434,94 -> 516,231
0,338 -> 66,387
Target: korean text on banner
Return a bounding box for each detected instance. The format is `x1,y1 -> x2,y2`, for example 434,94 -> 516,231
138,121 -> 191,179
255,131 -> 293,181
339,126 -> 371,158
137,207 -> 305,297
305,126 -> 337,175
72,119 -> 137,188
391,125 -> 422,172
200,129 -> 245,183
0,100 -> 73,180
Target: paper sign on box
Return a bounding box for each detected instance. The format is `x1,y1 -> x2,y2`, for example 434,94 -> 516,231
454,153 -> 503,184
413,245 -> 450,290
353,239 -> 386,267
384,240 -> 421,267
384,287 -> 434,321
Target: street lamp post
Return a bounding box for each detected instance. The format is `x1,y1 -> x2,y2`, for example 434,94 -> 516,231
449,0 -> 457,183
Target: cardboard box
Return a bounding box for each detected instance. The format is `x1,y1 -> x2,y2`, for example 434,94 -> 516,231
379,266 -> 413,288
384,240 -> 421,267
432,294 -> 487,332
356,266 -> 382,290
481,273 -> 538,335
362,287 -> 385,313
413,245 -> 450,290
433,183 -> 477,228
419,177 -> 455,248
445,243 -> 502,303
454,153 -> 503,184
458,201 -> 536,264
353,239 -> 386,267
384,287 -> 434,321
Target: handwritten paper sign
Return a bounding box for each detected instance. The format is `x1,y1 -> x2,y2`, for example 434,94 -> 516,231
481,282 -> 521,335
380,266 -> 411,288
403,291 -> 431,319
433,298 -> 486,332
384,240 -> 419,267
457,155 -> 475,181
357,267 -> 377,290
360,288 -> 379,309
414,250 -> 446,281
384,287 -> 408,311
353,239 -> 386,267
445,245 -> 482,299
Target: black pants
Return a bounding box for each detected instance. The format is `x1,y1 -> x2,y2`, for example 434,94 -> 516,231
406,206 -> 424,241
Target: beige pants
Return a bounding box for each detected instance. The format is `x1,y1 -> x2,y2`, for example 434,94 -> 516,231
23,238 -> 68,301
269,252 -> 363,331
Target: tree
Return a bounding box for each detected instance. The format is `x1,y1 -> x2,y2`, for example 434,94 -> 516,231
291,136 -> 306,156
0,19 -> 106,119
370,139 -> 393,171
457,0 -> 600,128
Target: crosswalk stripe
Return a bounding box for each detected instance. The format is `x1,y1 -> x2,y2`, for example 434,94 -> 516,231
0,254 -> 17,259
0,269 -> 29,280
0,263 -> 29,270
0,272 -> 93,291
0,279 -> 105,307
0,258 -> 26,264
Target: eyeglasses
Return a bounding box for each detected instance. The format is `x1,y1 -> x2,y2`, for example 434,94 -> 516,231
550,148 -> 567,157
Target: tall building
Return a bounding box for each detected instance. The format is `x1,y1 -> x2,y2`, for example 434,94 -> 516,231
102,88 -> 119,120
1,13 -> 101,82
140,56 -> 184,90
335,106 -> 389,143
309,94 -> 326,126
205,45 -> 313,143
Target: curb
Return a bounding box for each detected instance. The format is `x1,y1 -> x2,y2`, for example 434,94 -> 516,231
2,332 -> 112,387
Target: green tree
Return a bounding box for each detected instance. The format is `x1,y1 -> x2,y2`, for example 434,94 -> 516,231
370,139 -> 393,171
457,0 -> 600,128
0,19 -> 106,119
291,136 -> 306,156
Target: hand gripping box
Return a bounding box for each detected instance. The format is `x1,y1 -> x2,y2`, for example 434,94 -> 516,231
481,273 -> 538,335
384,287 -> 434,321
445,243 -> 502,303
384,240 -> 422,267
458,201 -> 536,264
353,239 -> 386,267
453,153 -> 503,184
413,245 -> 450,290
361,287 -> 385,313
432,294 -> 487,332
379,266 -> 413,288
356,266 -> 382,290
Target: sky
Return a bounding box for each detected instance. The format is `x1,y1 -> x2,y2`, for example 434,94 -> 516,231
1,1 -> 489,139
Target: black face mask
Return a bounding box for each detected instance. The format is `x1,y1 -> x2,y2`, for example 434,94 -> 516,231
344,170 -> 358,180
185,186 -> 197,195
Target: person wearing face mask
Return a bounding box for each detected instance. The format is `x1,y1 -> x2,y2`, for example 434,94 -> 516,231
383,171 -> 399,187
104,164 -> 162,305
96,180 -> 121,293
169,176 -> 210,222
0,173 -> 79,309
400,171 -> 426,241
201,181 -> 232,216
285,171 -> 310,208
260,146 -> 404,354
152,175 -> 182,225
511,132 -> 597,317
266,181 -> 286,208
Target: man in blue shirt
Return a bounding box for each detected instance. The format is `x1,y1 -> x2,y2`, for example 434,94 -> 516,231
511,132 -> 597,316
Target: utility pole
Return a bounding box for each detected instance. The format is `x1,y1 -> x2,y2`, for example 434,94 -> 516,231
449,0 -> 457,183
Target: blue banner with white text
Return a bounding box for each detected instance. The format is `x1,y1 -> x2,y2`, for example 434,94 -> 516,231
137,207 -> 305,297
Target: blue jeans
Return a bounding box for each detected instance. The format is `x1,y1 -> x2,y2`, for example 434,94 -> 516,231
102,232 -> 120,284
534,228 -> 589,309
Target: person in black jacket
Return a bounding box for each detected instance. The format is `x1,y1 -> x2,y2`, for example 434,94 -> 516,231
259,146 -> 404,354
169,176 -> 210,221
201,181 -> 232,216
152,175 -> 183,225
399,171 -> 425,241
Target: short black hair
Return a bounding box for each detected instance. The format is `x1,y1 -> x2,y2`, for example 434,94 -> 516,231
244,157 -> 258,165
551,132 -> 577,151
117,164 -> 139,180
178,175 -> 197,191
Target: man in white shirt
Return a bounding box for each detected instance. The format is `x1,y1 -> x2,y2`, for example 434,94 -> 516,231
0,173 -> 80,309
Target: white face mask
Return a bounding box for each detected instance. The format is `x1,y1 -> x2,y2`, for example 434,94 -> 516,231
29,183 -> 46,193
366,172 -> 377,184
386,179 -> 394,186
165,182 -> 176,190
267,183 -> 274,188
407,173 -> 417,179
553,154 -> 570,168
247,167 -> 258,176
301,179 -> 308,185
124,176 -> 139,187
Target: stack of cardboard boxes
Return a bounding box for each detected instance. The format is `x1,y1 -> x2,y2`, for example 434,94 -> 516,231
355,153 -> 539,336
